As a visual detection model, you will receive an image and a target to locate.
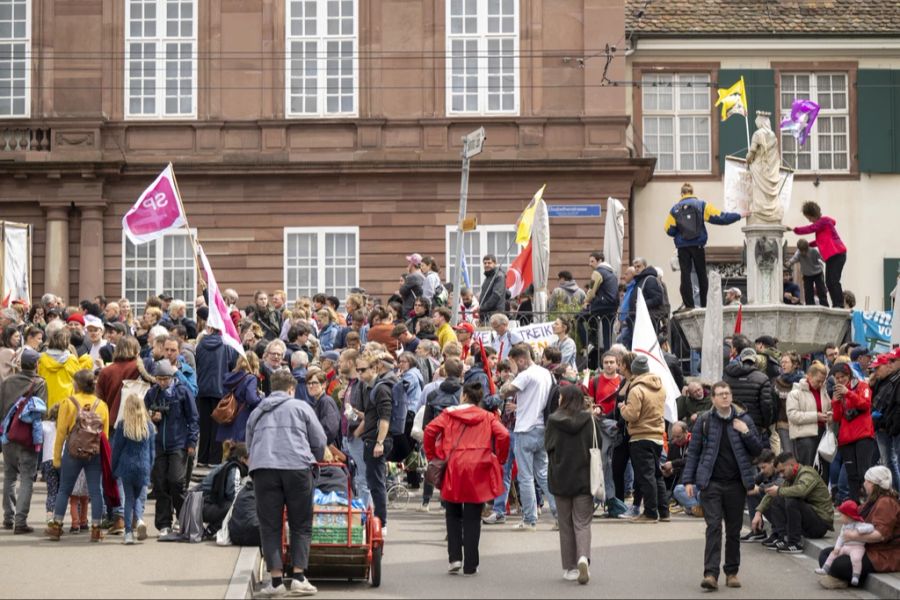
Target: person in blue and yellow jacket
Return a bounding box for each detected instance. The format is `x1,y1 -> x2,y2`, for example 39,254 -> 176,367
665,183 -> 744,310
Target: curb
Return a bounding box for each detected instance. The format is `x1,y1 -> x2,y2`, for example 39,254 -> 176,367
225,546 -> 261,600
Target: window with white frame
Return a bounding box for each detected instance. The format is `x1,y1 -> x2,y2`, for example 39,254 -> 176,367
446,0 -> 518,115
125,0 -> 197,119
641,73 -> 712,173
780,73 -> 849,172
284,227 -> 359,300
0,0 -> 29,117
123,230 -> 197,317
445,225 -> 517,295
286,0 -> 357,117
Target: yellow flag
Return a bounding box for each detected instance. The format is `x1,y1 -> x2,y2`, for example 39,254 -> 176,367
515,184 -> 545,244
715,76 -> 748,122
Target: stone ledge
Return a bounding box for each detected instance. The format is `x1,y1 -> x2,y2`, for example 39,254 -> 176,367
673,304 -> 851,354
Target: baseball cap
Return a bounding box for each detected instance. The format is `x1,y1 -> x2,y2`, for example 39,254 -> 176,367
155,360 -> 177,377
84,315 -> 104,330
872,354 -> 893,369
105,322 -> 127,335
158,293 -> 174,302
66,313 -> 85,326
454,322 -> 475,335
850,347 -> 870,361
892,346 -> 900,360
405,253 -> 423,266
739,347 -> 758,364
322,351 -> 340,363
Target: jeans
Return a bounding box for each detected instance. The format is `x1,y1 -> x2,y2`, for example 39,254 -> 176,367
629,440 -> 667,518
121,480 -> 147,534
514,427 -> 557,525
491,432 -> 516,516
766,496 -> 831,544
344,436 -> 370,507
2,442 -> 39,527
556,495 -> 593,570
825,253 -> 846,308
700,480 -> 746,578
777,428 -> 793,455
364,437 -> 392,528
678,246 -> 708,308
53,452 -> 104,525
445,502 -> 483,575
876,431 -> 900,492
803,273 -> 829,306
254,468 -> 314,573
793,435 -> 819,466
840,438 -> 877,503
196,396 -> 222,465
151,450 -> 187,530
673,484 -> 700,511
116,478 -> 147,523
597,426 -> 618,502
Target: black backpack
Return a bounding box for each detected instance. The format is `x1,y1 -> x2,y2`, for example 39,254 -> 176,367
542,381 -> 561,425
673,201 -> 704,241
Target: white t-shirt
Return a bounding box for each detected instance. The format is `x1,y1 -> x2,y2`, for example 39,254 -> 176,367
491,329 -> 524,361
512,363 -> 553,433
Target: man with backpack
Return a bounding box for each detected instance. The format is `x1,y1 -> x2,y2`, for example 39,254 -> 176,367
419,358 -> 464,512
578,252 -> 619,369
500,343 -> 558,530
623,259 -> 667,347
1,348 -> 48,534
665,183 -> 745,310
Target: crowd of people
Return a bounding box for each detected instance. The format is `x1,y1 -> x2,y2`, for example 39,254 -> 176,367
0,188 -> 889,595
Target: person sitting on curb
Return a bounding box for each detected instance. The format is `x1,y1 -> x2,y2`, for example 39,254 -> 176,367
753,451 -> 834,554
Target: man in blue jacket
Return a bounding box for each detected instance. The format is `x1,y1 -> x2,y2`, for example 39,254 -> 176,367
195,329 -> 238,467
682,381 -> 763,591
145,360 -> 199,537
665,183 -> 745,310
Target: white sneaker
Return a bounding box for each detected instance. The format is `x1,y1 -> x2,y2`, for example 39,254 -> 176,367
416,504 -> 431,513
136,521 -> 147,541
513,521 -> 537,532
563,569 -> 579,581
285,578 -> 317,596
123,532 -> 135,545
552,520 -> 560,531
482,512 -> 506,525
158,527 -> 171,538
258,582 -> 287,597
448,561 -> 462,574
577,556 -> 590,585
381,527 -> 387,538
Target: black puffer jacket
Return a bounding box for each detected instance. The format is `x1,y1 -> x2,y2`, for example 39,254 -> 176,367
424,377 -> 462,427
723,361 -> 774,431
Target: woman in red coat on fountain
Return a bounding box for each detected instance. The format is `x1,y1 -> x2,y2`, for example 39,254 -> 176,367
830,363 -> 875,503
424,382 -> 510,576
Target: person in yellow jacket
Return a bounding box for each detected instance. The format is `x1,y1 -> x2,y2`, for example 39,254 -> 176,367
45,369 -> 110,542
37,328 -> 94,410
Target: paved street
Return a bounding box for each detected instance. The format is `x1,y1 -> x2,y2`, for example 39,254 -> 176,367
0,481 -> 876,599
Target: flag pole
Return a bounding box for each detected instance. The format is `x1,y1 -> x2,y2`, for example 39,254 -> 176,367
744,113 -> 751,158
168,163 -> 207,290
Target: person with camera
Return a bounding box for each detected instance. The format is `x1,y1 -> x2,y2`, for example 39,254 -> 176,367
830,363 -> 875,503
145,360 -> 199,537
753,452 -> 833,554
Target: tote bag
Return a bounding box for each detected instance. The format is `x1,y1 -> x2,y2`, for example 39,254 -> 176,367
590,416 -> 605,501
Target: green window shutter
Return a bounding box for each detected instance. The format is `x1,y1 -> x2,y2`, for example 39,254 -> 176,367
857,69 -> 896,174
717,69 -> 776,168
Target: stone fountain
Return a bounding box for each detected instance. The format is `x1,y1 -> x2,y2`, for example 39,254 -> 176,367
672,112 -> 850,355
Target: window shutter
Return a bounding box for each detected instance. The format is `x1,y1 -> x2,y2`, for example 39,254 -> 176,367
716,69 -> 776,169
857,69 -> 897,174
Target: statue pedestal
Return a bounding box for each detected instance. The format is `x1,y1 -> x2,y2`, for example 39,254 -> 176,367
743,224 -> 785,305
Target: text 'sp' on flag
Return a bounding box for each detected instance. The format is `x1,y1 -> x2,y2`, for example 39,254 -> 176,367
122,164 -> 187,245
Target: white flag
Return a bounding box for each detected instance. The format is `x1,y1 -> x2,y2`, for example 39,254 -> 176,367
892,277 -> 900,346
631,288 -> 680,423
198,247 -> 245,358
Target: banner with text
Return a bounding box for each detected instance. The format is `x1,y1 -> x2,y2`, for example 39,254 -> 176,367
474,321 -> 557,356
852,310 -> 894,353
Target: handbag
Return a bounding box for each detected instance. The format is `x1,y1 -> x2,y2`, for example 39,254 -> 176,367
212,374 -> 252,425
424,425 -> 467,490
816,427 -> 838,464
6,382 -> 37,449
590,416 -> 605,501
410,405 -> 426,443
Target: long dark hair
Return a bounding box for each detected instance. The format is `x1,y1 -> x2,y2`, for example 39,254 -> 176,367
861,485 -> 900,519
556,385 -> 587,417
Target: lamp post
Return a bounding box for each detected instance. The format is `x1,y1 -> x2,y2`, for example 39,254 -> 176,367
450,127 -> 486,326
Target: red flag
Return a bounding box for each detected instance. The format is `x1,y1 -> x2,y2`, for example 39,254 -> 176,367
734,304 -> 743,335
506,241 -> 533,297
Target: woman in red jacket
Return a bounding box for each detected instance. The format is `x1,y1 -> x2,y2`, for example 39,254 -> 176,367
792,201 -> 847,308
831,363 -> 875,503
424,382 -> 510,576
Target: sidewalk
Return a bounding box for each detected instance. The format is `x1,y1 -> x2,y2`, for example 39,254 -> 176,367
0,479 -> 241,599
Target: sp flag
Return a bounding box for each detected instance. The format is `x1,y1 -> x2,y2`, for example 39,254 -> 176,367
122,164 -> 187,245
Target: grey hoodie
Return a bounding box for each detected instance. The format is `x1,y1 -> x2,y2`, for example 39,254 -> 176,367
245,391 -> 327,473
549,281 -> 587,312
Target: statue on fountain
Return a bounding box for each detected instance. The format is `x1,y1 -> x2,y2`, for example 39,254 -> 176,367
745,111 -> 784,225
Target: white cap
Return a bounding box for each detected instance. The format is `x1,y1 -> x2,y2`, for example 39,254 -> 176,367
84,315 -> 104,330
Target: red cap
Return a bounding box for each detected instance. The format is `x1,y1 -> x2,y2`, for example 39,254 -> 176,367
837,500 -> 864,522
454,322 -> 475,335
66,313 -> 85,326
872,354 -> 893,369
892,346 -> 900,360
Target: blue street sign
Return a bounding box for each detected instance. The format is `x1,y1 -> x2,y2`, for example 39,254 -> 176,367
547,204 -> 602,218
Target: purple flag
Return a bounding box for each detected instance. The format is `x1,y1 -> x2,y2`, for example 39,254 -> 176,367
780,99 -> 821,146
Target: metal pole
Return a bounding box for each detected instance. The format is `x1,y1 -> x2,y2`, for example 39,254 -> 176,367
450,154 -> 470,326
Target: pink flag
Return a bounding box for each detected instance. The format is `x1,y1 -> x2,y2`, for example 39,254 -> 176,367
122,164 -> 187,245
198,247 -> 245,358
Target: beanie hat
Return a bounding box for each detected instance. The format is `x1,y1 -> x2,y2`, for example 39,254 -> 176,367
865,465 -> 893,491
631,355 -> 650,376
66,313 -> 85,326
20,348 -> 39,371
837,500 -> 864,522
